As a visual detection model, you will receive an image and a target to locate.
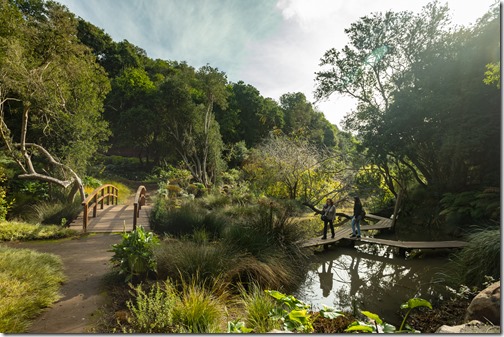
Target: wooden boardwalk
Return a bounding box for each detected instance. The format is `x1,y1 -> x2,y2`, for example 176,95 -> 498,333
300,216 -> 392,248
299,213 -> 467,251
69,202 -> 151,233
347,236 -> 468,249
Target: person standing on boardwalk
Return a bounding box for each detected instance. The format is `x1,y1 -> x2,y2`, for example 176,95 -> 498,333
350,196 -> 363,239
322,198 -> 336,239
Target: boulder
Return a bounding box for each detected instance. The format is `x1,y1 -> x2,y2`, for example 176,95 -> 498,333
465,281 -> 500,325
436,320 -> 500,333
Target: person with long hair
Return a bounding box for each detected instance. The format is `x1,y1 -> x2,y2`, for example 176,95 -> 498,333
322,198 -> 336,239
350,196 -> 363,239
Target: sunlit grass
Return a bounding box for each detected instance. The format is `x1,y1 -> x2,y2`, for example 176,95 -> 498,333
171,278 -> 225,333
239,282 -> 280,333
84,180 -> 133,205
0,247 -> 65,333
0,221 -> 78,242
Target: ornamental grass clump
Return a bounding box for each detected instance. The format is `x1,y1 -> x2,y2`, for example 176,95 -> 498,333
239,283 -> 280,333
447,227 -> 500,287
171,279 -> 225,333
0,247 -> 65,333
154,240 -> 232,286
0,221 -> 77,241
150,200 -> 206,236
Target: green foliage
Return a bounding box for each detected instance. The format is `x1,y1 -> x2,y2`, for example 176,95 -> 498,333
445,228 -> 500,287
316,1 -> 500,204
110,226 -> 160,282
0,221 -> 78,241
0,0 -> 111,176
82,176 -> 103,189
122,282 -> 178,333
150,200 -> 206,236
154,240 -> 231,285
440,188 -> 500,227
0,247 -> 65,333
171,281 -> 224,333
152,164 -> 193,189
227,320 -> 253,333
346,298 -> 431,333
99,156 -> 149,181
483,62 -> 500,88
24,200 -> 82,226
239,283 -> 280,333
265,290 -> 314,333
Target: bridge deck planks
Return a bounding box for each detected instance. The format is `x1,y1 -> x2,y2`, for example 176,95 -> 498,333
69,204 -> 151,233
347,236 -> 468,249
299,213 -> 466,250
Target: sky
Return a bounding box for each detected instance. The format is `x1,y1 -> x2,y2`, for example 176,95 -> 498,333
57,0 -> 497,128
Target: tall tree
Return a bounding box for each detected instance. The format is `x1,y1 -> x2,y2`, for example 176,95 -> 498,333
314,1 -> 501,194
0,0 -> 111,201
155,64 -> 227,186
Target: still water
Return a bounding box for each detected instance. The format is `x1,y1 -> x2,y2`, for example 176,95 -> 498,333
295,241 -> 452,326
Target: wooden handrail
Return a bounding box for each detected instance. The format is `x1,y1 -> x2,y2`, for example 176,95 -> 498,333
133,185 -> 147,230
81,184 -> 118,232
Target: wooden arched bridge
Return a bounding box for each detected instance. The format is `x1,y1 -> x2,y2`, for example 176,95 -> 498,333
68,184 -> 151,233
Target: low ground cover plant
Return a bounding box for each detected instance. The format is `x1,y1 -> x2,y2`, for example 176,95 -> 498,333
0,221 -> 78,241
110,226 -> 160,282
0,247 -> 65,333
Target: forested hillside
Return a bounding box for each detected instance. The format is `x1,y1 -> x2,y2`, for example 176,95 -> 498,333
0,0 -> 500,234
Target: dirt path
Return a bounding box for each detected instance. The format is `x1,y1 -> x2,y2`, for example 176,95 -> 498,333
5,233 -> 121,333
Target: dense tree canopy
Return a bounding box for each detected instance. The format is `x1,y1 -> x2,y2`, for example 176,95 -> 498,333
315,1 -> 500,196
0,0 -> 111,200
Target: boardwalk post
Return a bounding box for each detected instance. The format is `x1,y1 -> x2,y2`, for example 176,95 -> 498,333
92,194 -> 97,218
82,203 -> 88,232
133,203 -> 138,230
106,186 -> 110,205
391,190 -> 402,229
100,189 -> 104,210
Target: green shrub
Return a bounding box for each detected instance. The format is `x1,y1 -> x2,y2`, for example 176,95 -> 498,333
110,226 -> 160,282
440,189 -> 500,227
123,282 -> 179,333
150,201 -> 206,236
189,183 -> 207,198
0,247 -> 65,333
240,283 -> 280,333
445,228 -> 500,287
24,200 -> 82,226
0,221 -> 78,241
151,164 -> 192,189
171,281 -> 224,333
82,176 -> 103,189
197,192 -> 230,209
154,240 -> 231,285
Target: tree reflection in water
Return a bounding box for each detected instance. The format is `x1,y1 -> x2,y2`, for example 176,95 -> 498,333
295,243 -> 451,326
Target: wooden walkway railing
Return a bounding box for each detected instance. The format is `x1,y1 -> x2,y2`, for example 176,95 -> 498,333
81,184 -> 118,232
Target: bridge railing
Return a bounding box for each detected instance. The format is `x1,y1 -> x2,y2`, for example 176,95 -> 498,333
81,184 -> 118,232
133,185 -> 147,230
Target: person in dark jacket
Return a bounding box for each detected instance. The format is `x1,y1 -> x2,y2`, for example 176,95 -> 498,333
321,198 -> 336,239
350,196 -> 363,238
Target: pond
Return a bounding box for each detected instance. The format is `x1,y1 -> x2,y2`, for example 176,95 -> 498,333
294,238 -> 453,327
